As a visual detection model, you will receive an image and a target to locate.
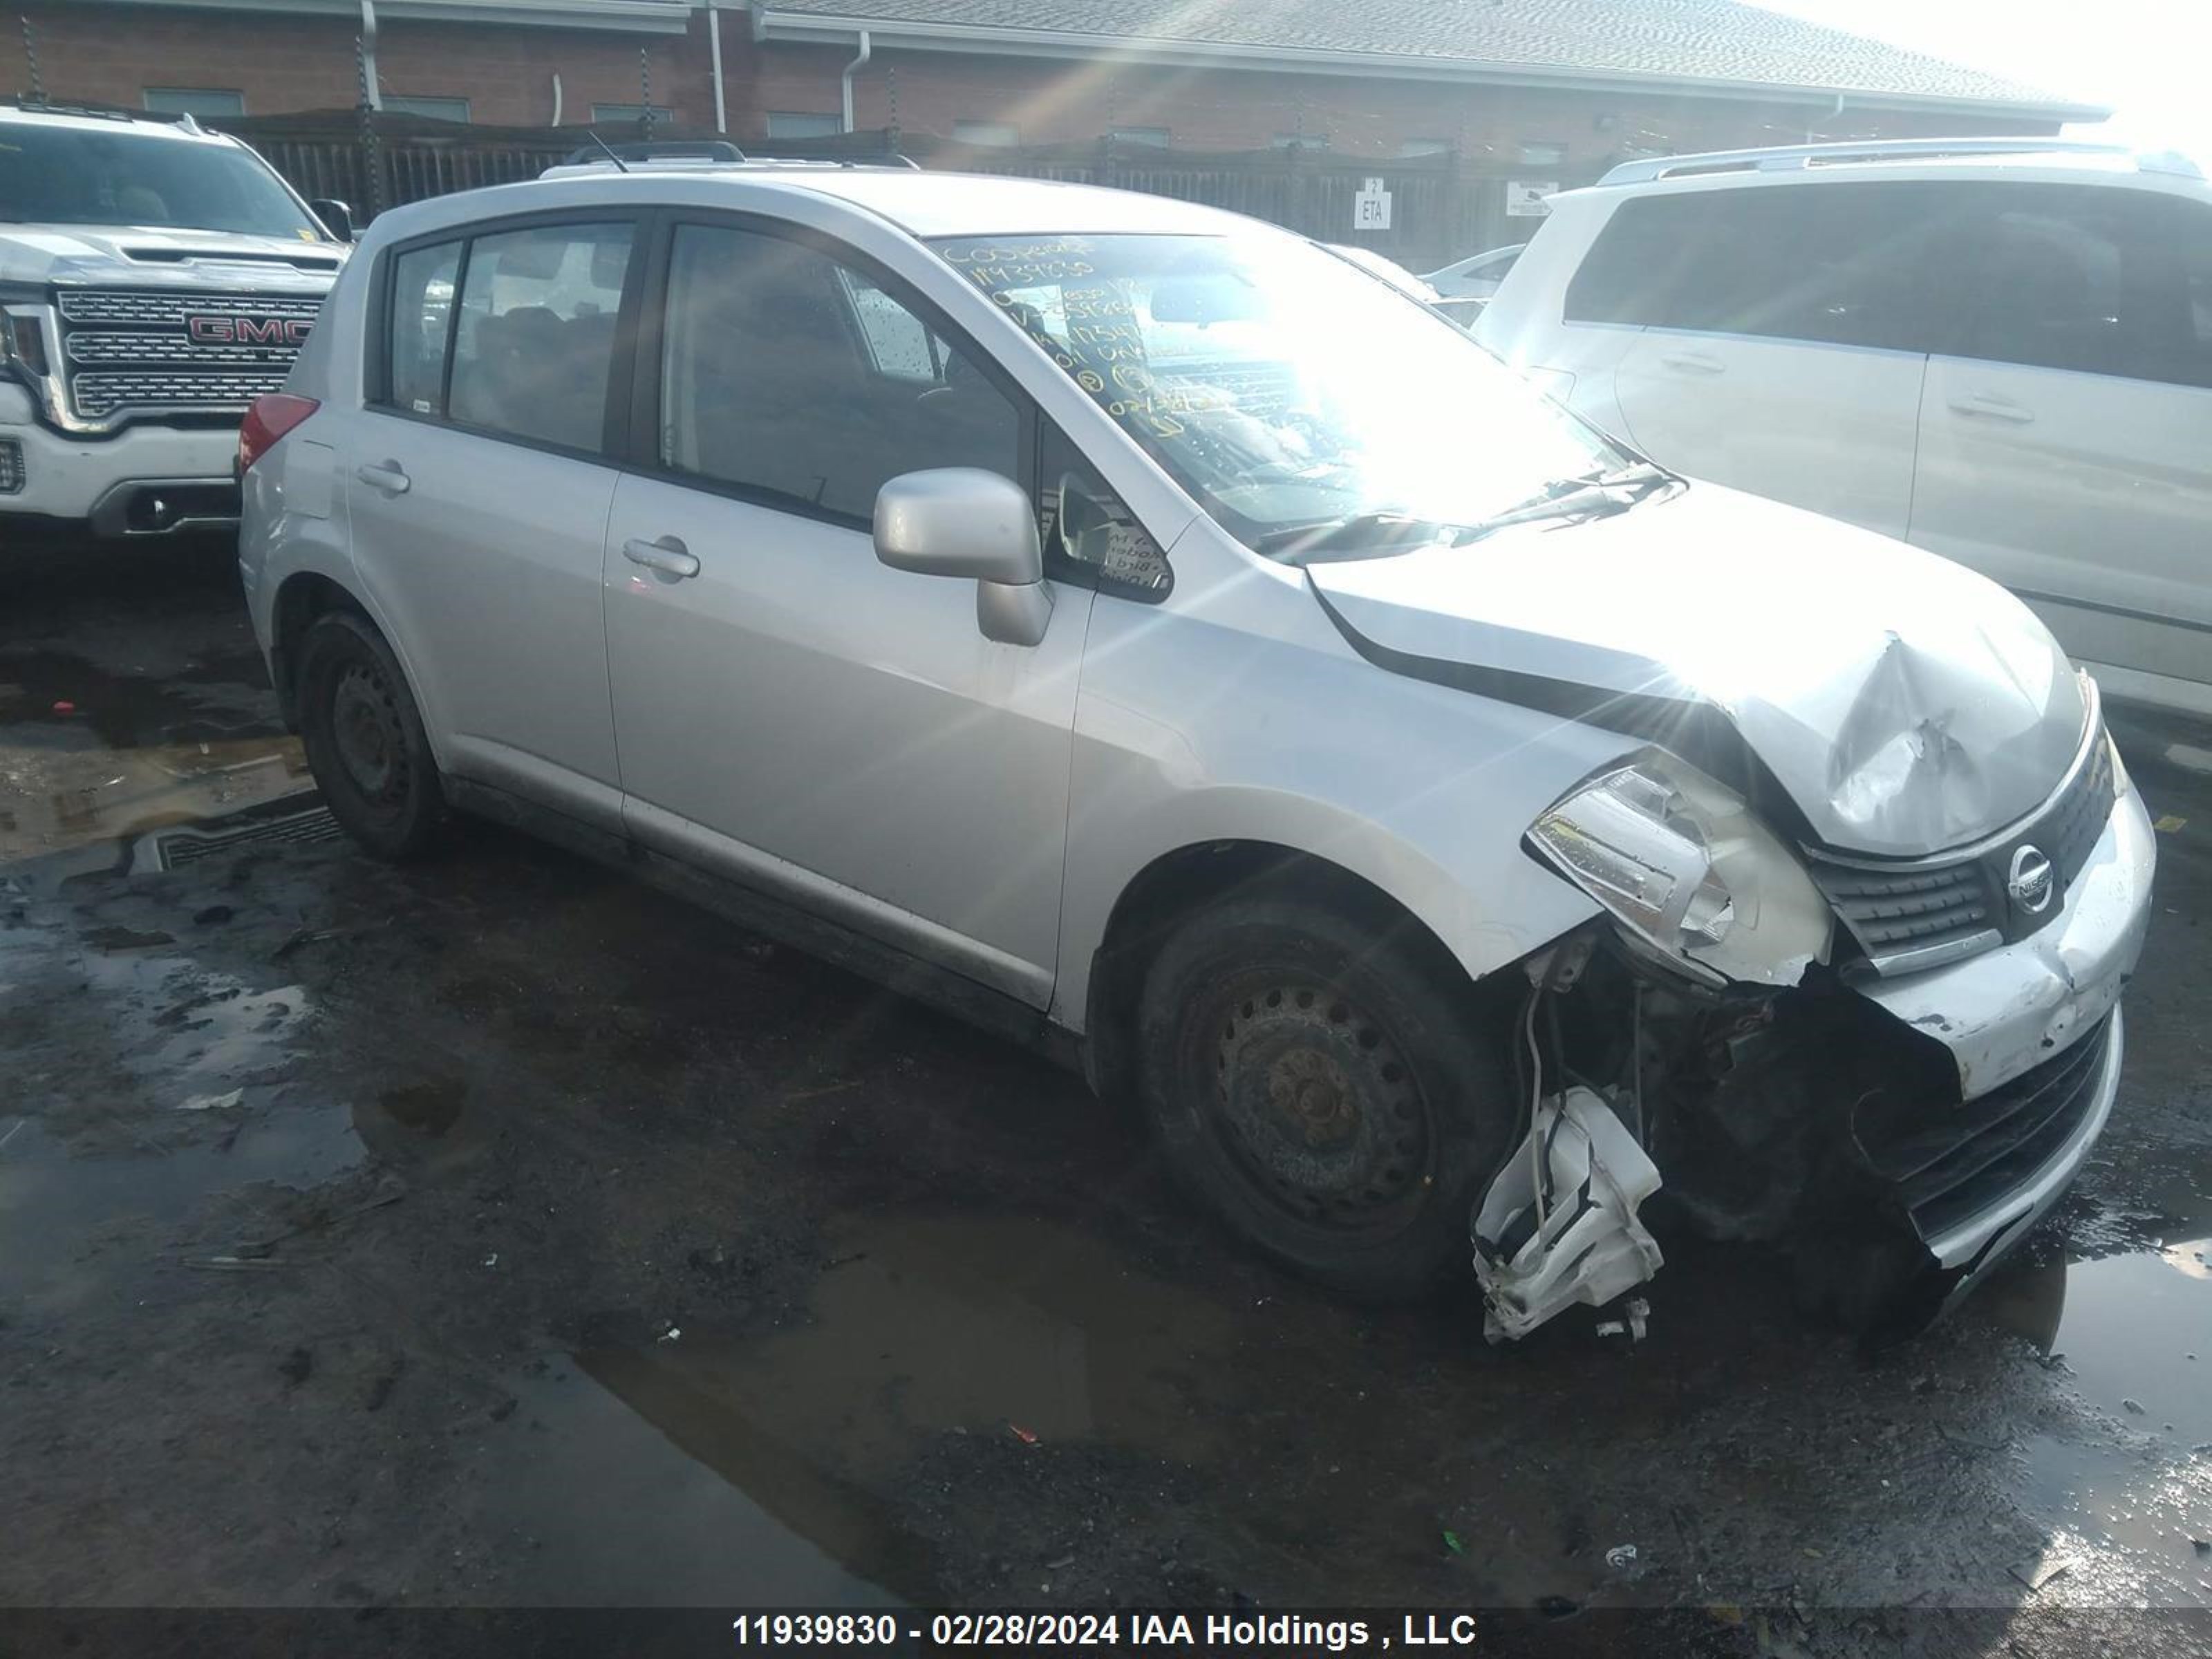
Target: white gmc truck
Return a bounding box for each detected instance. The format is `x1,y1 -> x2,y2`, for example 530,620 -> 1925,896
1,101 -> 345,540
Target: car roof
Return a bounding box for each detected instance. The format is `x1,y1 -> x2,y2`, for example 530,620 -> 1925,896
1580,136 -> 2204,198
489,164 -> 1262,239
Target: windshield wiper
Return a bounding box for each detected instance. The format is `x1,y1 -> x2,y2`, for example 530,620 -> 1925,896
1252,510 -> 1474,561
1451,460 -> 1677,543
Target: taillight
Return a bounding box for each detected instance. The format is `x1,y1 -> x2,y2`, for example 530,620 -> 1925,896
238,393 -> 320,476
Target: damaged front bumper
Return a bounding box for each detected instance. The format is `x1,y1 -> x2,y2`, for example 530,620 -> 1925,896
1853,777 -> 2153,1298
1472,758 -> 2155,1341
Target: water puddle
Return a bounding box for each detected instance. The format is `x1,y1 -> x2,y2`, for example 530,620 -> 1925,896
0,1109 -> 362,1311
545,1212 -> 1244,1601
0,645 -> 306,861
1985,1239 -> 2212,1601
485,1358 -> 904,1606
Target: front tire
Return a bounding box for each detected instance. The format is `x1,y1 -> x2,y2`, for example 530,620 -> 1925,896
1135,894 -> 1514,1300
295,608 -> 447,859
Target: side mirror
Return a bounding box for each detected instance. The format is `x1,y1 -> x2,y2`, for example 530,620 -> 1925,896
874,468 -> 1052,646
308,198 -> 355,242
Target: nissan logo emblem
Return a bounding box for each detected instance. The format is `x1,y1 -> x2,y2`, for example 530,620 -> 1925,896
2007,845 -> 2055,914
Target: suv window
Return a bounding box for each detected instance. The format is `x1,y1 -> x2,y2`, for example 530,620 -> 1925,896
1948,185 -> 2212,390
657,224 -> 1020,521
444,223 -> 635,452
1566,182 -> 1952,353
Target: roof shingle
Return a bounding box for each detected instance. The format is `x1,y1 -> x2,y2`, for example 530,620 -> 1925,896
748,0 -> 2093,114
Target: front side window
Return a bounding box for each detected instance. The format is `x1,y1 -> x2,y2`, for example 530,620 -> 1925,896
1568,183 -> 1952,353
657,224 -> 1020,521
442,222 -> 634,452
932,231 -> 1623,554
0,123 -> 324,238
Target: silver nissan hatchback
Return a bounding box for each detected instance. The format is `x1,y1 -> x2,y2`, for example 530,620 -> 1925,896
238,165 -> 2155,1341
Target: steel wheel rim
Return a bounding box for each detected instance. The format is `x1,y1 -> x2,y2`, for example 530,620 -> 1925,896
329,660 -> 408,807
1202,975 -> 1434,1233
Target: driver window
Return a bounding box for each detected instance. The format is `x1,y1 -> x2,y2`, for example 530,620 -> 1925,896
657,224 -> 1020,520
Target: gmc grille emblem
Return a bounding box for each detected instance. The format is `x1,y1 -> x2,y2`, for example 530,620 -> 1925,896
186,315 -> 312,346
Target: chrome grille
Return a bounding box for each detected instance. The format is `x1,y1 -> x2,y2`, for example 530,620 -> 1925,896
57,290 -> 323,326
67,331 -> 299,366
71,369 -> 292,418
1853,1014 -> 2112,1245
1808,725 -> 2117,976
53,287 -> 322,422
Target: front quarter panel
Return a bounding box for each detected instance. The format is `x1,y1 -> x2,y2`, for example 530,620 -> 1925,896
1053,517 -> 1622,1031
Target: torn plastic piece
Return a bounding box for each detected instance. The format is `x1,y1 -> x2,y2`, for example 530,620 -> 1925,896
1594,1297 -> 1651,1341
1472,1087 -> 1664,1342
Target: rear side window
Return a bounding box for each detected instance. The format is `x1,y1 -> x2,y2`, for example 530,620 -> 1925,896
447,223 -> 634,451
655,223 -> 1020,521
1567,183 -> 1955,353
1947,185 -> 2212,389
387,241 -> 459,416
377,219 -> 635,454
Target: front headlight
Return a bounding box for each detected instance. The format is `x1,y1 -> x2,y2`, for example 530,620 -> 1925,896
1528,751 -> 1832,988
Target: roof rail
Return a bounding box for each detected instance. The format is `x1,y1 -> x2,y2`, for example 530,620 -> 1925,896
1,95 -> 157,124
560,138 -> 749,165
1598,136 -> 2141,187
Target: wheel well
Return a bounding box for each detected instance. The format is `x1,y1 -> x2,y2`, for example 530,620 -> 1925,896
269,572 -> 364,728
1082,840 -> 1481,1100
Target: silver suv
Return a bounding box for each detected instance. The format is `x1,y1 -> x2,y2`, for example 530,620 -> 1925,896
240,164 -> 2155,1341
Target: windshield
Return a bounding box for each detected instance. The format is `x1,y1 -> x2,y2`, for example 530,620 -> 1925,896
0,122 -> 326,240
930,230 -> 1625,553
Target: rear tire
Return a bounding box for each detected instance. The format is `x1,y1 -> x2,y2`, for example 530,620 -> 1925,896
1135,894 -> 1514,1300
296,608 -> 447,860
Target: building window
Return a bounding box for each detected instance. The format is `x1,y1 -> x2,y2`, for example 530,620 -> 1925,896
1517,140 -> 1568,165
1110,126 -> 1170,147
384,95 -> 470,123
767,111 -> 843,139
1398,138 -> 1452,158
1273,133 -> 1330,150
590,103 -> 675,127
144,88 -> 244,118
953,120 -> 1018,147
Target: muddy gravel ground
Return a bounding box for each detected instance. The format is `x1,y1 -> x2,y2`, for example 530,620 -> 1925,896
2,545 -> 2210,1658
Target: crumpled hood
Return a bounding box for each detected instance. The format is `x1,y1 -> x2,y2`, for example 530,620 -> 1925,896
1,223 -> 341,292
1307,482 -> 2088,856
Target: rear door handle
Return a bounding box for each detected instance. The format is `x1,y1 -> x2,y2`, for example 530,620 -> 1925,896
1659,351 -> 1725,375
622,534 -> 700,579
355,460 -> 411,496
1947,394 -> 2034,424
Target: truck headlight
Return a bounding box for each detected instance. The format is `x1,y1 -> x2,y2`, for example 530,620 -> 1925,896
1527,751 -> 1832,988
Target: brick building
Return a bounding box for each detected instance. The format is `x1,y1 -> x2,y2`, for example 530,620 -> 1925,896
4,0 -> 2099,152
1,1 -> 2103,262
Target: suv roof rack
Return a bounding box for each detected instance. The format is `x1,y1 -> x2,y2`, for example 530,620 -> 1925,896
559,138 -> 749,165
2,95 -> 171,124
543,145 -> 923,179
1597,136 -> 2181,187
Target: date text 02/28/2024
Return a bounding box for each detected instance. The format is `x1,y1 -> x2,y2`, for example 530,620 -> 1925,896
730,1613 -> 1484,1649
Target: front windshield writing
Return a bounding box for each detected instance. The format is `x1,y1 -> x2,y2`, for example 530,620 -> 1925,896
930,232 -> 1623,552
0,124 -> 324,241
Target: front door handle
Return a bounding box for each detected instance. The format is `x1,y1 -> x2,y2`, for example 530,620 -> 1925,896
1948,394 -> 2034,424
622,534 -> 700,579
1659,351 -> 1725,375
355,460 -> 410,496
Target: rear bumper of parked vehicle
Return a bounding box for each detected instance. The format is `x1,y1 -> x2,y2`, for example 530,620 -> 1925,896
1857,780 -> 2153,1299
0,386 -> 241,532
